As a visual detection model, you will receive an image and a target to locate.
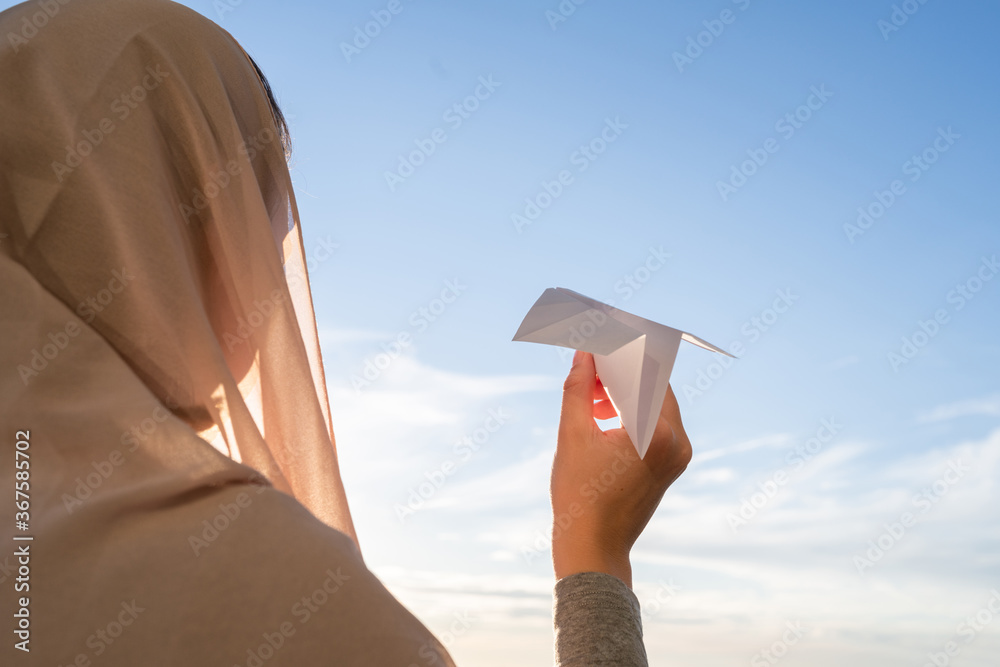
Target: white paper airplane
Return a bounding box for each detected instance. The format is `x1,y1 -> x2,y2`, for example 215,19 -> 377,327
513,287 -> 733,458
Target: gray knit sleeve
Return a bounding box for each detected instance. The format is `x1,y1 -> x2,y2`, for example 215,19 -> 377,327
553,572 -> 648,666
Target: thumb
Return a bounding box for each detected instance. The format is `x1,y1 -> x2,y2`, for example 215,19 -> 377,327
559,350 -> 596,439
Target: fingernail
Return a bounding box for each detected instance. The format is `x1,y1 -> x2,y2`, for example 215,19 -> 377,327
572,350 -> 584,366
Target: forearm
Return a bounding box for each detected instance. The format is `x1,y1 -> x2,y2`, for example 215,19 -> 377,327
553,531 -> 633,589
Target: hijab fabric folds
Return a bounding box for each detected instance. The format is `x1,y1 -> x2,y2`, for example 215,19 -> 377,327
0,0 -> 453,663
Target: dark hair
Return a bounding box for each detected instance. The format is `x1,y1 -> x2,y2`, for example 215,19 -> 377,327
246,54 -> 291,160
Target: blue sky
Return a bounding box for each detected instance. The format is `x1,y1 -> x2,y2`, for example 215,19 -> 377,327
201,1 -> 1000,665
18,0 -> 1000,663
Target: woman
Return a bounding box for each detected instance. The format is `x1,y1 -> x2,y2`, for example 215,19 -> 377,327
0,0 -> 692,664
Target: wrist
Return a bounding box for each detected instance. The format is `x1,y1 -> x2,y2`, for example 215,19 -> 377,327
552,535 -> 632,588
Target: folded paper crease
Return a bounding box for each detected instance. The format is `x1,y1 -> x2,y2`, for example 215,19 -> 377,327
514,287 -> 733,457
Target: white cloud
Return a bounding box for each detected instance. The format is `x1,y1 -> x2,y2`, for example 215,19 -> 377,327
824,354 -> 860,371
691,432 -> 792,465
329,354 -> 555,462
322,350 -> 1000,667
690,467 -> 737,484
917,393 -> 1000,423
630,428 -> 1000,639
416,448 -> 552,513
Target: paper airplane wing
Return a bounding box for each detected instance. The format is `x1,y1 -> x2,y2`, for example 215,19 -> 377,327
513,288 -> 731,459
511,287 -> 643,356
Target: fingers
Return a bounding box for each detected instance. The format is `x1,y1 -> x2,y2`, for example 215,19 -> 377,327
659,384 -> 684,431
559,351 -> 597,439
644,385 -> 682,455
594,377 -> 611,403
589,375 -> 618,419
593,398 -> 618,421
653,384 -> 692,468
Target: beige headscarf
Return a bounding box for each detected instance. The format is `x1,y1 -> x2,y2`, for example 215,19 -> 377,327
0,0 -> 453,663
